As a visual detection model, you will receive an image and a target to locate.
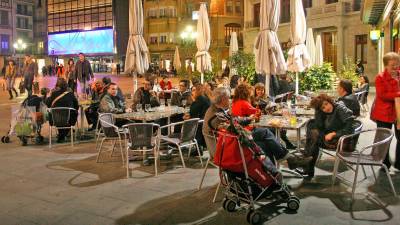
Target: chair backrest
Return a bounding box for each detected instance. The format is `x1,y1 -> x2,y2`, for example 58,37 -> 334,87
124,123 -> 160,149
370,128 -> 394,161
203,132 -> 217,158
49,107 -> 74,127
181,118 -> 200,143
98,113 -> 119,138
347,119 -> 363,150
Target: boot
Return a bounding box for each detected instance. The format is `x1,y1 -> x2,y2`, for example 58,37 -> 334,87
13,88 -> 18,97
286,153 -> 312,170
8,90 -> 13,100
281,135 -> 297,150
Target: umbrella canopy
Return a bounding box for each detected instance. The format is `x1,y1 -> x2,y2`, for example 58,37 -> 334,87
125,0 -> 149,92
286,0 -> 310,95
229,32 -> 239,57
306,28 -> 316,66
255,0 -> 286,96
173,46 -> 181,71
195,3 -> 212,83
315,34 -> 324,66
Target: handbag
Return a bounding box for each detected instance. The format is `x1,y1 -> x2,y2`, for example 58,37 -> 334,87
19,80 -> 25,94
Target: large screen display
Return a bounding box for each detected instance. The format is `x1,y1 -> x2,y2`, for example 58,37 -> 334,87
48,29 -> 114,55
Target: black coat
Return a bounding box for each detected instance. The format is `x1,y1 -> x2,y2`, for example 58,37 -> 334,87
338,94 -> 360,117
189,95 -> 210,119
314,103 -> 354,139
74,59 -> 93,82
46,89 -> 79,125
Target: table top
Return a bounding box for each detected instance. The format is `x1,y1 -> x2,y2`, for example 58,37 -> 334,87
114,106 -> 188,121
254,115 -> 310,130
273,107 -> 314,117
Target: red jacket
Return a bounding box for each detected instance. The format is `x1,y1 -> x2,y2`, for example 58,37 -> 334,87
371,70 -> 400,123
231,99 -> 259,117
159,80 -> 172,90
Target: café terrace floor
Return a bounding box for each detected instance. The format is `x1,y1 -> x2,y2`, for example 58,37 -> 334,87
0,74 -> 399,225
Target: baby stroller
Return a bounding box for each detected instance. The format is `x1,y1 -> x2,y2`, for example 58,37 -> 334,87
214,120 -> 300,224
2,101 -> 45,145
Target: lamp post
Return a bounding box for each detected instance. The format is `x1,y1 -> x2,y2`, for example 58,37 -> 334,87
13,39 -> 27,67
180,26 -> 197,74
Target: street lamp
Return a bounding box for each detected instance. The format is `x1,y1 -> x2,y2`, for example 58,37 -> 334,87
180,25 -> 197,43
13,39 -> 27,52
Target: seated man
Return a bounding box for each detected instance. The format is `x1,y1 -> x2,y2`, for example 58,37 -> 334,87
170,79 -> 192,133
132,79 -> 160,111
99,82 -> 131,127
203,87 -> 311,170
46,78 -> 79,143
85,80 -> 104,131
102,76 -> 125,103
337,79 -> 360,117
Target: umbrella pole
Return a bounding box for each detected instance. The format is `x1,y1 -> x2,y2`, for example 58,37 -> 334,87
265,74 -> 270,97
201,72 -> 204,84
133,71 -> 138,94
295,72 -> 299,95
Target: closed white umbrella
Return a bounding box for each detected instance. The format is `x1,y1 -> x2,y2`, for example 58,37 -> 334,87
125,0 -> 149,93
229,32 -> 239,56
255,0 -> 286,96
195,3 -> 212,84
173,46 -> 181,71
315,34 -> 323,66
306,28 -> 316,66
287,0 -> 310,95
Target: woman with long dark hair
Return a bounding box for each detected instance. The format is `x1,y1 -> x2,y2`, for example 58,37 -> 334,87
4,60 -> 18,99
65,58 -> 76,92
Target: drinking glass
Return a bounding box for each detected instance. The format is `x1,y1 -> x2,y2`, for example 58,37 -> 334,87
182,99 -> 187,108
167,99 -> 172,107
145,104 -> 151,112
160,99 -> 165,107
136,104 -> 142,112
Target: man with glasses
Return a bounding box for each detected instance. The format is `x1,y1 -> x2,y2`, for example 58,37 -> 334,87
132,79 -> 160,111
171,80 -> 192,107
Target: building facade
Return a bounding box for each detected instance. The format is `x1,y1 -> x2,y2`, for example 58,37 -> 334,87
0,0 -> 13,69
46,0 -> 128,72
243,0 -> 377,81
144,0 -> 244,71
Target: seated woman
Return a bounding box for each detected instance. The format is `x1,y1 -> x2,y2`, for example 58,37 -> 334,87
302,94 -> 355,179
46,78 -> 79,143
251,83 -> 296,149
354,75 -> 369,106
183,83 -> 211,154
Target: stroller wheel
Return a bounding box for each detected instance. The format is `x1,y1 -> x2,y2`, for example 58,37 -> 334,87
1,136 -> 5,143
35,136 -> 44,144
222,198 -> 237,212
287,196 -> 300,211
4,136 -> 10,143
20,136 -> 28,146
246,210 -> 262,225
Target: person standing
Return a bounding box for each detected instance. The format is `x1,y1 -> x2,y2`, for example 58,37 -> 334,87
4,60 -> 18,99
65,58 -> 76,92
74,52 -> 93,95
371,52 -> 400,171
22,54 -> 38,97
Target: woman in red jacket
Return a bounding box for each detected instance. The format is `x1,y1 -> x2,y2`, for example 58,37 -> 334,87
231,83 -> 260,118
371,52 -> 400,171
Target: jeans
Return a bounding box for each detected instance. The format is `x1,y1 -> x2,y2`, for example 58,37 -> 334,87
251,127 -> 288,161
376,120 -> 400,169
79,81 -> 89,94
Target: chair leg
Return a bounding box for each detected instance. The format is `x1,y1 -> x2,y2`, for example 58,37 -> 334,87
70,127 -> 74,147
371,165 -> 377,182
195,142 -> 203,167
177,145 -> 186,168
96,138 -> 106,163
212,181 -> 221,203
351,164 -> 360,203
361,165 -> 367,180
332,157 -> 340,186
126,148 -> 130,179
110,140 -> 117,157
118,139 -> 125,166
49,126 -> 52,148
198,158 -> 210,190
154,147 -> 158,176
383,165 -> 397,197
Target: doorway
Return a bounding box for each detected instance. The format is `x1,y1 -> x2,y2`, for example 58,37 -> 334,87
322,31 -> 337,70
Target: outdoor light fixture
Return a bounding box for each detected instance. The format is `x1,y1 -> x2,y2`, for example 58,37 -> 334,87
13,39 -> 27,51
180,26 -> 197,41
370,30 -> 381,41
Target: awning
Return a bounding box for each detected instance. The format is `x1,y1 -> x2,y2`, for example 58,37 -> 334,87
361,0 -> 392,25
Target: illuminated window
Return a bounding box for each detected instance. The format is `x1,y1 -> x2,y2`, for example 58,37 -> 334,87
38,41 -> 44,48
224,23 -> 241,45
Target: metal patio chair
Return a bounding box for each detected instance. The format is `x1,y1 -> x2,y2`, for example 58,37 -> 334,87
48,107 -> 77,148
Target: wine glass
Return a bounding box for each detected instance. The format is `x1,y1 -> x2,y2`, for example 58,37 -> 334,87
160,99 -> 165,107
167,99 -> 172,107
136,104 -> 142,112
182,99 -> 187,108
145,104 -> 151,112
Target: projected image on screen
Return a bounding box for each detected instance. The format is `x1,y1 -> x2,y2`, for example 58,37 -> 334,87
48,29 -> 114,55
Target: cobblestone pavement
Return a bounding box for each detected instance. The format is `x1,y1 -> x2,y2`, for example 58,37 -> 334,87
0,75 -> 399,225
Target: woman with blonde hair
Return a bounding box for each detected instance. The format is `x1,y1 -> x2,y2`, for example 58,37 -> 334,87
4,60 -> 18,99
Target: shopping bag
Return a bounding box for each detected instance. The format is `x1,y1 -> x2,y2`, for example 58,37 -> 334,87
19,80 -> 25,94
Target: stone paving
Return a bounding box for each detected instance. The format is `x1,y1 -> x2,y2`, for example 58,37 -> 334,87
0,75 -> 399,225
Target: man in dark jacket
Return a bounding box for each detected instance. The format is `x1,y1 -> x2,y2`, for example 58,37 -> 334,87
46,78 -> 79,143
22,54 -> 38,97
337,79 -> 360,117
74,52 -> 93,94
132,79 -> 160,110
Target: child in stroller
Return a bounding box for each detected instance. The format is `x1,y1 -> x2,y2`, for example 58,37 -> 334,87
214,118 -> 300,224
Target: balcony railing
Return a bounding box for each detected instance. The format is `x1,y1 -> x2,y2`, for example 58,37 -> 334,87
16,10 -> 33,16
